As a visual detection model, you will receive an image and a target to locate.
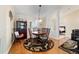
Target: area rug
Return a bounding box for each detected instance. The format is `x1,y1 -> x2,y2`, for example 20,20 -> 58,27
23,38 -> 54,52
59,39 -> 79,54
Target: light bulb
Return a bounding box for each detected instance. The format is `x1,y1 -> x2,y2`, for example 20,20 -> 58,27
39,19 -> 42,23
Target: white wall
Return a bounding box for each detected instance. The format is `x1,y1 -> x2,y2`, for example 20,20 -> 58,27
0,6 -> 6,53
0,6 -> 15,54
60,6 -> 79,38
46,11 -> 59,38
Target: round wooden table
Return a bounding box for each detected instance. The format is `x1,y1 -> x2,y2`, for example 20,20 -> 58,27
32,31 -> 46,39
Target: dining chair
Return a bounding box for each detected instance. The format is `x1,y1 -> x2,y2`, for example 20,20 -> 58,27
39,28 -> 50,43
28,28 -> 37,39
14,31 -> 24,39
28,28 -> 32,39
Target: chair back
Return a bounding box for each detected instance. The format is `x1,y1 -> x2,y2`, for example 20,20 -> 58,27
28,28 -> 32,38
42,28 -> 50,36
41,28 -> 50,40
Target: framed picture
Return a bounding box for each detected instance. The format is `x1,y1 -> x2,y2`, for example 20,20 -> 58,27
59,26 -> 66,35
9,10 -> 13,21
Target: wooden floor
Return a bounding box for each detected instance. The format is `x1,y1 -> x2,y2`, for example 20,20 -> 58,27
9,38 -> 69,54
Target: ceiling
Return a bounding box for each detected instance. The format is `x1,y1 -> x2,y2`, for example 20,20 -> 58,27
13,5 -> 62,17
13,5 -> 79,21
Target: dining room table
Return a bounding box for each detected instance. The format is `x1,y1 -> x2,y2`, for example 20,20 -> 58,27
32,29 -> 47,39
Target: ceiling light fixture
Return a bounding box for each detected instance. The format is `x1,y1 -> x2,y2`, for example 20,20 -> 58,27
38,5 -> 42,23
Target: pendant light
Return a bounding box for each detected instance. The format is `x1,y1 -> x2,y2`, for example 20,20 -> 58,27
38,5 -> 42,23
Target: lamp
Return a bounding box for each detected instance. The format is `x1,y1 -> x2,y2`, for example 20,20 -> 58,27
38,5 -> 42,23
30,5 -> 43,28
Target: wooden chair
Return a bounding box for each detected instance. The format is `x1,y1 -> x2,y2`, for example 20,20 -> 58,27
28,28 -> 34,39
39,28 -> 50,43
14,31 -> 24,39
28,28 -> 37,39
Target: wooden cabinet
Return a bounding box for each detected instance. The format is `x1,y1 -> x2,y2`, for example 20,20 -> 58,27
15,21 -> 27,39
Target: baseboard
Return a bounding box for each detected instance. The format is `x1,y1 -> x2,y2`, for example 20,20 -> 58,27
49,36 -> 68,40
